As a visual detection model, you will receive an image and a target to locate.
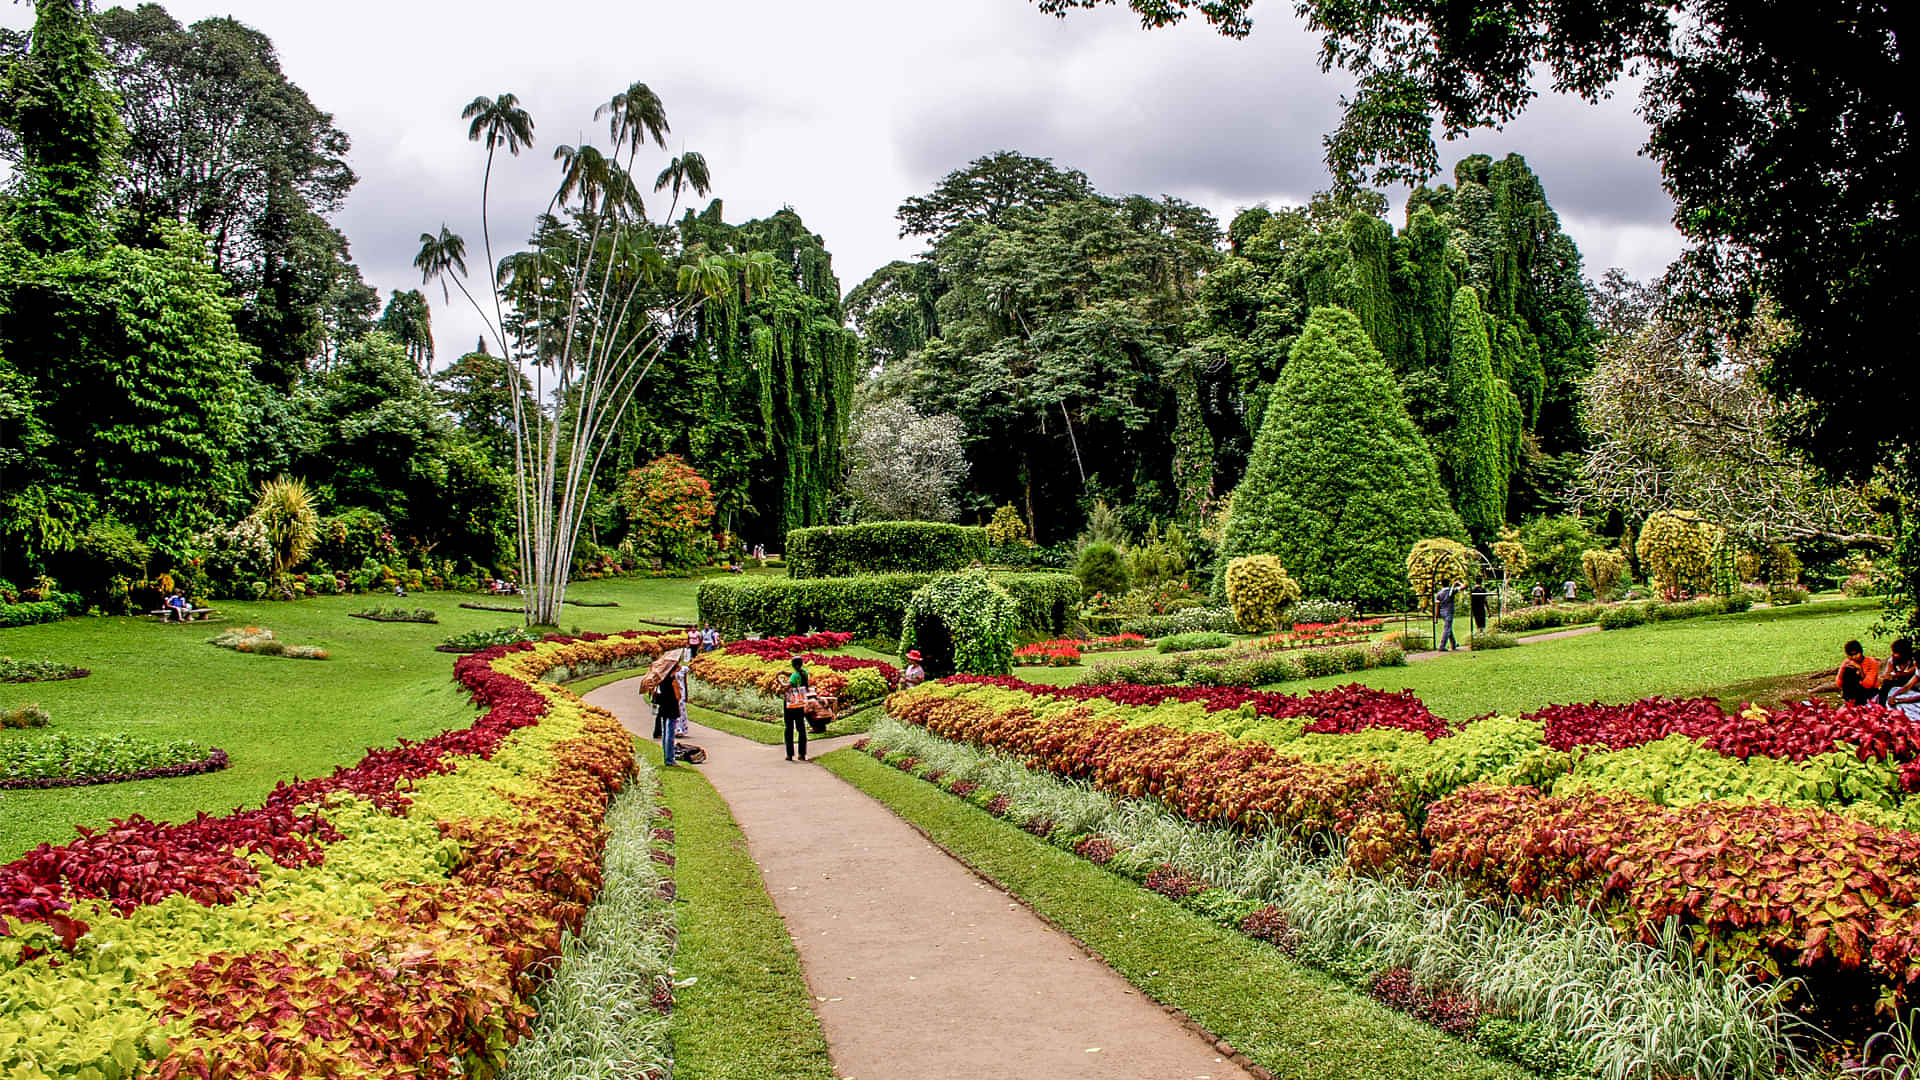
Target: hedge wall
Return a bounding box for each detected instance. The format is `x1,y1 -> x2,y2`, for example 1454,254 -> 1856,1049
785,523 -> 990,579
698,572 -> 1077,640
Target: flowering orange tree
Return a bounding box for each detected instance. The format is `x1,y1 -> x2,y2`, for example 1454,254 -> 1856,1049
618,455 -> 716,568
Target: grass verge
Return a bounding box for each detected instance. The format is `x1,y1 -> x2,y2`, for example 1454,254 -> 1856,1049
646,739 -> 836,1080
819,748 -> 1531,1080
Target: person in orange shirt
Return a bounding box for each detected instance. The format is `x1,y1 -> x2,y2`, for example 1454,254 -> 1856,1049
1836,640 -> 1881,706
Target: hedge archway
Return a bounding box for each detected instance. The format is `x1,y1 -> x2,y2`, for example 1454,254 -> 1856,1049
899,571 -> 1016,677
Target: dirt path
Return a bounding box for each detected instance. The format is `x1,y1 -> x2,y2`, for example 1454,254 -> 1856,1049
587,683 -> 1253,1080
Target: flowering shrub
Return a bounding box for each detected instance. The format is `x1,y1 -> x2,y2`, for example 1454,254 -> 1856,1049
1013,643 -> 1081,666
0,630 -> 679,1079
618,454 -> 717,568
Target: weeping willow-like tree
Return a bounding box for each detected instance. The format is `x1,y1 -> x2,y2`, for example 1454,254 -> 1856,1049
417,81 -> 773,624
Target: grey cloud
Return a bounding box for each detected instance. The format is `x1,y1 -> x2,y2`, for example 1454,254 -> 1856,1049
3,0 -> 1683,351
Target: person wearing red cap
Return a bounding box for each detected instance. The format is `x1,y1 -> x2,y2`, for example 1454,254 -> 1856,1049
901,649 -> 927,689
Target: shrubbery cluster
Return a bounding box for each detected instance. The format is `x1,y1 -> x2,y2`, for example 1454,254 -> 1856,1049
786,522 -> 990,579
698,572 -> 1077,640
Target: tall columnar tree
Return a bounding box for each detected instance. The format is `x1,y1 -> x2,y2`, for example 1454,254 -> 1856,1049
1218,306 -> 1464,608
0,0 -> 124,252
1444,286 -> 1518,545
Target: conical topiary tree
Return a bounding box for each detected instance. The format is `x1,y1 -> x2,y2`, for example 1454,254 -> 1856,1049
1219,306 -> 1466,609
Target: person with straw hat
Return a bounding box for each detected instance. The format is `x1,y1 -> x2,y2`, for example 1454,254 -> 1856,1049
652,651 -> 687,767
901,649 -> 927,689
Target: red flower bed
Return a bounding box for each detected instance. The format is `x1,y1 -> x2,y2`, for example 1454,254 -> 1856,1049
891,685 -> 1416,868
0,630 -> 673,936
722,632 -> 855,661
1527,696 -> 1920,785
942,674 -> 1448,739
1013,643 -> 1081,666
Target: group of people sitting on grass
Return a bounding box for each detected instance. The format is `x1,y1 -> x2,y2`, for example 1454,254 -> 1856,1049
486,578 -> 519,595
1832,638 -> 1920,718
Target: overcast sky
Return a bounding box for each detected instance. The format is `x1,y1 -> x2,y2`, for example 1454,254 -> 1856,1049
9,0 -> 1685,362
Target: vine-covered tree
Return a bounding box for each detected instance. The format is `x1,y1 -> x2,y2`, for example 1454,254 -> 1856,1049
1218,306 -> 1463,608
1443,286 -> 1519,545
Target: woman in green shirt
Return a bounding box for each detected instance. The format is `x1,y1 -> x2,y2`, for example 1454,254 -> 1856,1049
783,656 -> 810,761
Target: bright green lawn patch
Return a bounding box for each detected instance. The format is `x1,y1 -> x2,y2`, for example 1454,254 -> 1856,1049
0,576 -> 704,860
820,748 -> 1531,1080
646,740 -> 835,1080
1284,600 -> 1885,721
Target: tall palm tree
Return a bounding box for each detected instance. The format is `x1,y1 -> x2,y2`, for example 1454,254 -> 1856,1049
596,81 -> 669,161
653,151 -> 711,222
460,93 -> 534,343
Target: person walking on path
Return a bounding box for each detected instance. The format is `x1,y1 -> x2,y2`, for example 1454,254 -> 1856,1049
653,656 -> 686,766
783,655 -> 810,761
686,624 -> 703,657
1563,579 -> 1579,602
1435,580 -> 1463,652
702,624 -> 720,653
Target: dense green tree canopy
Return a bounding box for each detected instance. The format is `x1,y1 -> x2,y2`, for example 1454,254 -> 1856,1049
1218,306 -> 1463,608
856,152 -> 1221,541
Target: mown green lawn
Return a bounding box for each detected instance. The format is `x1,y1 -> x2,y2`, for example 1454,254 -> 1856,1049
0,575 -> 715,860
1285,599 -> 1884,720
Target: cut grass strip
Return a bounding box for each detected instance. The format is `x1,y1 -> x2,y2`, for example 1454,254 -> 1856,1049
820,747 -> 1533,1080
647,739 -> 835,1080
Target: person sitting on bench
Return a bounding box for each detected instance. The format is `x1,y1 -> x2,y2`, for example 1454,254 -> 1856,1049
165,591 -> 191,622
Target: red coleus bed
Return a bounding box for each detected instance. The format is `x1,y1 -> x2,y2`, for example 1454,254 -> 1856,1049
890,684 -> 1416,870
1427,782 -> 1920,992
1526,696 -> 1920,786
721,631 -> 855,661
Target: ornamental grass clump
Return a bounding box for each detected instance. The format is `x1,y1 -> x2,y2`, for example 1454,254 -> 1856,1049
207,627 -> 329,659
502,762 -> 676,1079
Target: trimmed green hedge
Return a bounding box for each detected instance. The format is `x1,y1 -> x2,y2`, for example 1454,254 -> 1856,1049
698,572 -> 1077,639
785,523 -> 989,579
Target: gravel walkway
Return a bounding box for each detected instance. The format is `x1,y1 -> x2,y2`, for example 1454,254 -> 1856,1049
587,683 -> 1254,1080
